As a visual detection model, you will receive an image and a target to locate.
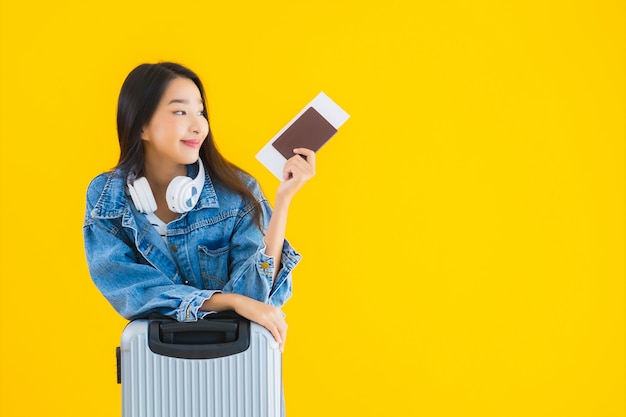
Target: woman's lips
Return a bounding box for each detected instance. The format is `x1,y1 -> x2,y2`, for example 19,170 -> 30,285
181,139 -> 202,148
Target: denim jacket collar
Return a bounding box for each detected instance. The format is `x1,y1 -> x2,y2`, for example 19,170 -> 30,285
90,166 -> 219,220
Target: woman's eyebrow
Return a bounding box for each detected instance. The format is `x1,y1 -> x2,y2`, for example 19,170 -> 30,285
168,98 -> 203,105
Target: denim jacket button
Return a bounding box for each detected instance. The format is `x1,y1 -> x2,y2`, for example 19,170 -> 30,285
184,280 -> 190,285
170,244 -> 178,252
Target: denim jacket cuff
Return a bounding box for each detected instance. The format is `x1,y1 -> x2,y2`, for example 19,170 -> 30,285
256,243 -> 276,283
177,290 -> 220,322
281,240 -> 302,271
256,240 -> 302,282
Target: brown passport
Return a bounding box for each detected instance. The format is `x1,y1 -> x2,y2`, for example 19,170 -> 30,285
271,107 -> 338,159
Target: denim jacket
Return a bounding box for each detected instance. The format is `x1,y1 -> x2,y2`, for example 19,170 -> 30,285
83,166 -> 301,322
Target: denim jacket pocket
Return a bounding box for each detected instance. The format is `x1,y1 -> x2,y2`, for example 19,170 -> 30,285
198,244 -> 230,289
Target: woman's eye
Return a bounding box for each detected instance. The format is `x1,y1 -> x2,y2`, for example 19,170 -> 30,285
174,110 -> 186,115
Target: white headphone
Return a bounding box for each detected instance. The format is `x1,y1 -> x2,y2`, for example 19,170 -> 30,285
127,159 -> 205,214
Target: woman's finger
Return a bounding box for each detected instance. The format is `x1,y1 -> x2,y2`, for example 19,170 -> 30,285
263,319 -> 282,345
283,159 -> 308,181
284,151 -> 315,180
278,322 -> 288,353
293,148 -> 316,165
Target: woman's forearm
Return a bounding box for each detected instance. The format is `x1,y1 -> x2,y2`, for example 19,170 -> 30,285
263,195 -> 291,279
200,292 -> 242,312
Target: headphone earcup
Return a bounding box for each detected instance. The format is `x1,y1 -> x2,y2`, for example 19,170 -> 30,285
128,177 -> 158,213
167,159 -> 205,213
167,176 -> 195,213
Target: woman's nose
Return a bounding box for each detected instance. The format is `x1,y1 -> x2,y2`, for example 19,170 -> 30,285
191,119 -> 208,136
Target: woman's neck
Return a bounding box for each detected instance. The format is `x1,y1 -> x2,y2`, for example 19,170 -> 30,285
143,160 -> 187,190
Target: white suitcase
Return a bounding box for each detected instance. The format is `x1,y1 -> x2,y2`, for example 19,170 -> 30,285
117,312 -> 282,417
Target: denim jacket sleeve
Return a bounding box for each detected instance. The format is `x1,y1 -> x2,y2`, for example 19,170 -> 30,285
83,173 -> 218,322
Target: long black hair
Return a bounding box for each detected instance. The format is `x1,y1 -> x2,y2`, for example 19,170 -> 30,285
115,62 -> 263,229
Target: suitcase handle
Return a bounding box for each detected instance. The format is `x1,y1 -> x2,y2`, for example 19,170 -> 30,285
148,313 -> 251,359
159,320 -> 238,337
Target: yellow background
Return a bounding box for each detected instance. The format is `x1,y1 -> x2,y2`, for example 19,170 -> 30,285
1,1 -> 623,416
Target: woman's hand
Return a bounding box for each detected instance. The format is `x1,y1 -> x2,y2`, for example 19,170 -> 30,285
276,148 -> 316,205
232,295 -> 288,352
203,293 -> 287,352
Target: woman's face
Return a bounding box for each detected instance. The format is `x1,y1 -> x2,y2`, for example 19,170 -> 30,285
141,77 -> 209,168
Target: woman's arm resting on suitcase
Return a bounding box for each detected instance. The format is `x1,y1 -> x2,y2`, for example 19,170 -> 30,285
201,293 -> 288,352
